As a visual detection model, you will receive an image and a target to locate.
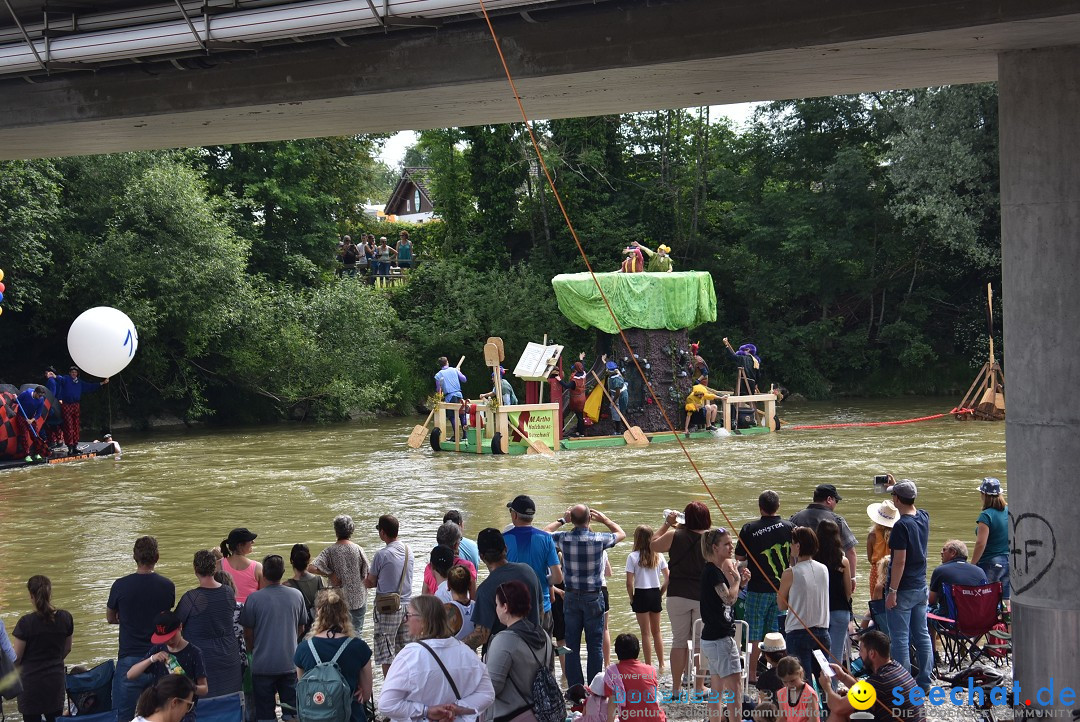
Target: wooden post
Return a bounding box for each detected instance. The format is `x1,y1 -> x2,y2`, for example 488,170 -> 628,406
436,402 -> 446,442
764,397 -> 776,431
453,407 -> 461,452
722,397 -> 732,432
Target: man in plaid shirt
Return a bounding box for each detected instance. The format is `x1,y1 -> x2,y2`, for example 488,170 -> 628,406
545,504 -> 625,687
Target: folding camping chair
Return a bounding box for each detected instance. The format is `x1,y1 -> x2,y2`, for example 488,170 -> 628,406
935,581 -> 1011,671
691,618 -> 750,691
66,659 -> 115,716
68,711 -> 118,722
195,691 -> 246,722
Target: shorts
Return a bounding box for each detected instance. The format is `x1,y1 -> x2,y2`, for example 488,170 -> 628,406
667,595 -> 700,650
373,606 -> 410,665
602,586 -> 610,614
978,555 -> 1011,600
631,587 -> 663,614
743,591 -> 781,641
700,636 -> 741,679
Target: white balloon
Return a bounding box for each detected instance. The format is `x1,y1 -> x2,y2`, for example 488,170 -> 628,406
67,307 -> 139,378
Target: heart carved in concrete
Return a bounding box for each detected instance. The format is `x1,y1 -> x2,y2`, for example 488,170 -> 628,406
1010,512 -> 1056,595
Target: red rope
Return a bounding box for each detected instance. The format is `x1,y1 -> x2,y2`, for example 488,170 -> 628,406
788,408 -> 973,430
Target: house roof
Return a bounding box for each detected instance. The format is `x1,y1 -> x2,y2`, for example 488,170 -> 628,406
384,166 -> 435,215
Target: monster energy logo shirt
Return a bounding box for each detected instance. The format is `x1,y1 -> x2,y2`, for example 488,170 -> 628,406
735,516 -> 794,593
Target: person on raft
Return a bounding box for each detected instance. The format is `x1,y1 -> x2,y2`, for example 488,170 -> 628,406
15,385 -> 50,462
632,242 -> 675,272
434,356 -> 468,434
479,367 -> 518,407
618,246 -> 645,273
723,338 -> 762,394
553,353 -> 589,438
605,361 -> 630,434
42,366 -> 64,448
685,382 -> 721,433
57,366 -> 108,457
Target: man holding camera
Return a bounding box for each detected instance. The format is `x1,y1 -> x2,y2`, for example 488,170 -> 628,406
545,504 -> 625,687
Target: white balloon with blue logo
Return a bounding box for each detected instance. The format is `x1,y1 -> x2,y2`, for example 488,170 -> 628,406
67,307 -> 139,377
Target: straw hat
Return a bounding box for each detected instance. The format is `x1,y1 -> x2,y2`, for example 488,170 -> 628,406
758,632 -> 786,653
866,499 -> 900,528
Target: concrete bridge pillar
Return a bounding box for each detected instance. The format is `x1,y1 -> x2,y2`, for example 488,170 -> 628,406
999,45 -> 1080,715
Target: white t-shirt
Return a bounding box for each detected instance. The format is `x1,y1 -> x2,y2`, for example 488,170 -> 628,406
625,551 -> 667,589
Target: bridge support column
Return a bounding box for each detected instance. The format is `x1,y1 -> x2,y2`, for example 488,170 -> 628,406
999,45 -> 1080,715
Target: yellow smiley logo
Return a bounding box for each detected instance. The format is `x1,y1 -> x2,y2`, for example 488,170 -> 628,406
847,680 -> 877,711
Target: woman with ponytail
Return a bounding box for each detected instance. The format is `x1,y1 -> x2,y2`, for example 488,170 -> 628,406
11,576 -> 74,722
133,675 -> 197,722
216,528 -> 263,604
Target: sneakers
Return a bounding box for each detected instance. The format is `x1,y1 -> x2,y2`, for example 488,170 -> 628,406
32,454 -> 43,461
23,455 -> 32,462
67,445 -> 79,456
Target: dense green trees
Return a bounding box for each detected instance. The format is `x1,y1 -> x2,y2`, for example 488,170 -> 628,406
0,85 -> 1003,428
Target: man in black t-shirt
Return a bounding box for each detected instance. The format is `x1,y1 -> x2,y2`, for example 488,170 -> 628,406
735,490 -> 793,684
107,536 -> 176,722
462,528 -> 542,654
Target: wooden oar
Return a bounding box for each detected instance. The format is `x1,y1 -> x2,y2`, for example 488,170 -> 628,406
591,371 -> 649,447
506,419 -> 555,457
409,355 -> 464,448
407,408 -> 436,449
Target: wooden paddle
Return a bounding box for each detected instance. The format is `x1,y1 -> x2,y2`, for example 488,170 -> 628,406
591,371 -> 649,447
506,419 -> 555,457
408,355 -> 464,448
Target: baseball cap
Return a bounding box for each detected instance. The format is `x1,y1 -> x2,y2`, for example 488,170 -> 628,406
814,484 -> 842,502
476,528 -> 506,556
430,544 -> 455,569
150,610 -> 182,644
507,495 -> 536,516
887,479 -> 918,499
606,361 -> 618,371
978,477 -> 1002,496
226,528 -> 257,546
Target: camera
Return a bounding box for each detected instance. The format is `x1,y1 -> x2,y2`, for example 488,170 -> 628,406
873,474 -> 890,493
663,509 -> 686,525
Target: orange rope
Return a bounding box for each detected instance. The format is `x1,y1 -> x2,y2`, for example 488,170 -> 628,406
788,411 -> 951,431
471,0 -> 849,689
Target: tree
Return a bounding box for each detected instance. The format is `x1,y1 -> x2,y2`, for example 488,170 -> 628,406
463,124 -> 529,266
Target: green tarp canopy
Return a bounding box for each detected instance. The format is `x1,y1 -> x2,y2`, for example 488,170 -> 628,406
551,271 -> 717,332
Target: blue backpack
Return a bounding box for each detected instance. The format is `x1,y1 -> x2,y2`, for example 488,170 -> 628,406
297,638 -> 354,722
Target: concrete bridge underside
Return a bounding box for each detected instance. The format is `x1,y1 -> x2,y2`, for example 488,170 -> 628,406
2,0 -> 1080,714
0,0 -> 1079,158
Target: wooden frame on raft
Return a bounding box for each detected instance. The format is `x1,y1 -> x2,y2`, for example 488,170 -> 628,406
433,400 -> 561,455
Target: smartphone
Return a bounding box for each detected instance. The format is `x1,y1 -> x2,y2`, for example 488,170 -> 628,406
813,649 -> 834,676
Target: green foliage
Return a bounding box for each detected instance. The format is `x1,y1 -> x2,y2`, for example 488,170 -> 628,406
0,160 -> 62,311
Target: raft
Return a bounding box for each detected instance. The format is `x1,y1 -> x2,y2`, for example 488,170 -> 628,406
0,441 -> 119,471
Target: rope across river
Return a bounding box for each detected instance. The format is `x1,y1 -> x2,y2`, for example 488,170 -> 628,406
787,407 -> 974,430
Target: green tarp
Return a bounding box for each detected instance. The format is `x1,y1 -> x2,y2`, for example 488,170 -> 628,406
551,271 -> 717,332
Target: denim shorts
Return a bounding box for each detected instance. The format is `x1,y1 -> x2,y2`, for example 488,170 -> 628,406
699,635 -> 741,678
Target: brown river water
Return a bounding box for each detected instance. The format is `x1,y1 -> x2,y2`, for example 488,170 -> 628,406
0,397 -> 1006,674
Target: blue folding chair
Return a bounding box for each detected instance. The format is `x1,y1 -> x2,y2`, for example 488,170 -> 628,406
67,659 -> 115,715
196,691 -> 246,722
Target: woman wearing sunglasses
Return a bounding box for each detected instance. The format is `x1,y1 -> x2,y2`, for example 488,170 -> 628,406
699,527 -> 750,722
133,675 -> 197,722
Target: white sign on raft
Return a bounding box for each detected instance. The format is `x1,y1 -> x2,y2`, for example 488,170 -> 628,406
513,343 -> 564,381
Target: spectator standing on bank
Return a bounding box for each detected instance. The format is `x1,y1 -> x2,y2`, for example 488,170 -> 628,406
504,495 -> 563,632
969,477 -> 1010,605
218,528 -> 263,605
240,555 -> 307,722
309,515 -> 370,633
883,479 -> 933,692
464,529 -> 542,652
12,575 -> 74,722
735,490 -> 793,685
543,504 -> 625,688
364,515 -> 414,676
443,510 -> 481,568
865,499 -> 898,599
777,526 -> 829,681
790,485 -> 858,590
813,520 -> 853,668
108,536 -> 176,722
650,501 -> 711,695
175,549 -> 243,697
699,528 -> 750,722
625,525 -> 668,672
285,544 -> 326,639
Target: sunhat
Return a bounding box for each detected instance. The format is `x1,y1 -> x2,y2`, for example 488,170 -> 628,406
866,499 -> 900,528
759,632 -> 786,653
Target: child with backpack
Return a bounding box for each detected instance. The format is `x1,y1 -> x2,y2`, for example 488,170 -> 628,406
293,590 -> 373,722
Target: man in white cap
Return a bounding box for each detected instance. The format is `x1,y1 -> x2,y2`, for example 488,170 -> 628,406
883,479 -> 933,692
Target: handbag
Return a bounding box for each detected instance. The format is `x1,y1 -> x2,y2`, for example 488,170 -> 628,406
375,545 -> 410,615
0,650 -> 22,701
